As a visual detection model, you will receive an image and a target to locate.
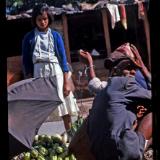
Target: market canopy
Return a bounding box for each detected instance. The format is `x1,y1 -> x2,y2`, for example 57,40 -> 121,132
8,76 -> 62,156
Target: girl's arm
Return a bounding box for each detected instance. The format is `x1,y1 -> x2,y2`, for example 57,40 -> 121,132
63,72 -> 71,97
54,31 -> 70,96
22,32 -> 33,78
79,50 -> 107,94
54,31 -> 69,72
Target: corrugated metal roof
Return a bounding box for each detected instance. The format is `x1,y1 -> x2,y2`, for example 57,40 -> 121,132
6,0 -> 149,20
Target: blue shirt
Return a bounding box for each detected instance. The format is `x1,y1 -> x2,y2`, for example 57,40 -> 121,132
135,69 -> 151,90
22,29 -> 69,77
87,76 -> 151,160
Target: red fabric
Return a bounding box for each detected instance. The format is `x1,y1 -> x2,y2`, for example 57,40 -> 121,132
7,56 -> 23,86
119,5 -> 126,18
119,4 -> 127,29
104,43 -> 143,70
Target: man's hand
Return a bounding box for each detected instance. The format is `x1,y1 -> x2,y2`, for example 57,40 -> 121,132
136,105 -> 147,118
79,49 -> 96,80
79,49 -> 93,66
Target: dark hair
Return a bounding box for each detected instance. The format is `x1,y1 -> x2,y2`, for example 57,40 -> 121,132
31,3 -> 53,27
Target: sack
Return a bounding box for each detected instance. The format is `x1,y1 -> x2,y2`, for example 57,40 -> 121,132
69,118 -> 96,160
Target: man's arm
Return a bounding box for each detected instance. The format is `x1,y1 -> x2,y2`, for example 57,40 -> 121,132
79,50 -> 96,80
79,50 -> 107,94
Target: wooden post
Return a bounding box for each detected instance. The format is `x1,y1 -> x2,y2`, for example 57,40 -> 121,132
101,9 -> 111,57
62,14 -> 71,64
143,7 -> 151,70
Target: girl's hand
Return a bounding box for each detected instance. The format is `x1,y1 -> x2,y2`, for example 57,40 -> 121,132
63,81 -> 71,97
63,72 -> 71,97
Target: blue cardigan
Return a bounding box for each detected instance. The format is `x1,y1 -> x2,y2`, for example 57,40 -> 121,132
22,29 -> 69,77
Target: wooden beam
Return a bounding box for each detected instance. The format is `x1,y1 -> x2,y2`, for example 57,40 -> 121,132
143,7 -> 151,70
101,9 -> 111,57
62,14 -> 71,64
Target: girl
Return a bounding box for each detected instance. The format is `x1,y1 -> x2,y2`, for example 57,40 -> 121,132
22,3 -> 79,131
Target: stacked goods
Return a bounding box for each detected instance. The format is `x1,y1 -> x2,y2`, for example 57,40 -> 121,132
67,116 -> 84,137
11,117 -> 84,160
11,134 -> 76,160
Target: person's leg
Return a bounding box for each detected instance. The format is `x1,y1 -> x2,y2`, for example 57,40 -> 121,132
137,112 -> 152,140
137,112 -> 152,150
62,114 -> 72,131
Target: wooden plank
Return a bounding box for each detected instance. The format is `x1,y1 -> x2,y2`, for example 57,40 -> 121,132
62,14 -> 71,64
101,9 -> 111,57
143,7 -> 151,70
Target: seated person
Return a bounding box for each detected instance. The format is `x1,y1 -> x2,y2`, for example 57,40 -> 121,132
77,43 -> 152,160
79,43 -> 151,94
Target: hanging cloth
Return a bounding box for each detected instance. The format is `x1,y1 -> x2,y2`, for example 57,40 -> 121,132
119,4 -> 127,30
107,4 -> 121,29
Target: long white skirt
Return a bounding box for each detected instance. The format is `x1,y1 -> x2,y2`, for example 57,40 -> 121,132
34,62 -> 79,117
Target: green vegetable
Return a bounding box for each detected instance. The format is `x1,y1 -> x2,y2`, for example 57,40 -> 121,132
30,149 -> 39,158
71,124 -> 77,133
61,144 -> 68,151
78,117 -> 83,126
46,142 -> 52,148
50,155 -> 58,160
33,145 -> 39,150
69,154 -> 76,160
24,152 -> 31,160
49,149 -> 56,157
56,146 -> 64,154
57,156 -> 63,160
38,134 -> 46,141
12,132 -> 78,160
33,140 -> 39,146
58,150 -> 68,158
38,140 -> 47,147
44,135 -> 52,143
64,157 -> 70,160
52,143 -> 59,150
51,134 -> 63,144
38,146 -> 48,156
37,155 -> 45,160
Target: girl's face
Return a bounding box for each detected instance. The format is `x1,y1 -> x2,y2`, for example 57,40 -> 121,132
36,11 -> 49,31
